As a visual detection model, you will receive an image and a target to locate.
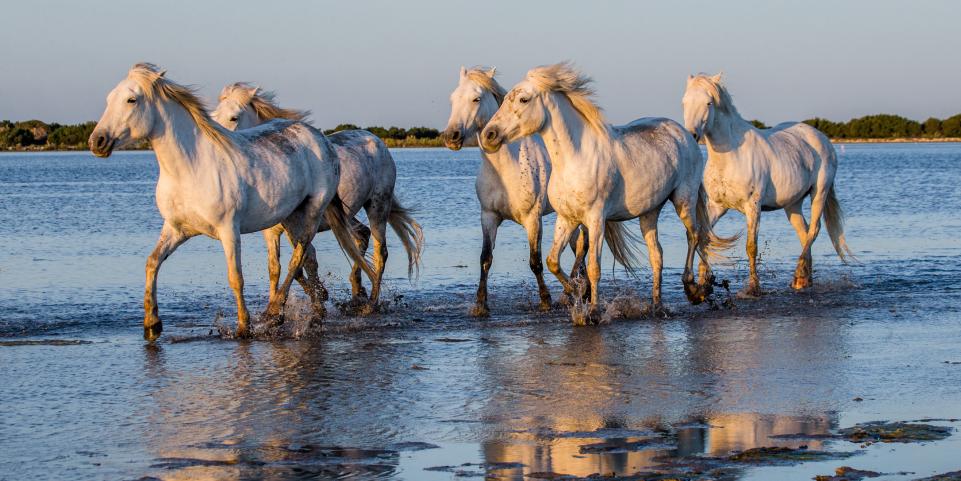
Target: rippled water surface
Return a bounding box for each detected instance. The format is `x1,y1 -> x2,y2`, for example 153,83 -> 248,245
1,144 -> 960,480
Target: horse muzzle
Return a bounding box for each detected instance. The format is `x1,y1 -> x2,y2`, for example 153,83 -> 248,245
89,132 -> 116,158
479,125 -> 503,153
443,128 -> 464,151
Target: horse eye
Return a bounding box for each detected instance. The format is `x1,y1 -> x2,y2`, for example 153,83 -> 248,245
472,97 -> 481,103
229,116 -> 238,122
519,97 -> 530,104
707,101 -> 713,106
127,97 -> 137,104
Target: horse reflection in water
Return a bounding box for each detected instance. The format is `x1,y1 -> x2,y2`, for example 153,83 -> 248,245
136,285 -> 849,480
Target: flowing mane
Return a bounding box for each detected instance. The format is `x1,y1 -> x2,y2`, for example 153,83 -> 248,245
690,74 -> 740,117
219,82 -> 310,123
127,63 -> 233,152
526,62 -> 607,134
464,67 -> 506,105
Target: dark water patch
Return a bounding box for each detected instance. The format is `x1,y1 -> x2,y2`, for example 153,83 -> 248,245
915,471 -> 961,481
725,446 -> 857,464
770,421 -> 955,445
813,466 -> 882,481
424,461 -> 526,477
0,338 -> 93,346
838,422 -> 953,443
387,441 -> 440,451
578,438 -> 673,454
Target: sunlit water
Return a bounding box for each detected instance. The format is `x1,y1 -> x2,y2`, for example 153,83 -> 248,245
1,144 -> 960,480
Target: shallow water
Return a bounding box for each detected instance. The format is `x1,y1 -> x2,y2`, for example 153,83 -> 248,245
1,144 -> 960,480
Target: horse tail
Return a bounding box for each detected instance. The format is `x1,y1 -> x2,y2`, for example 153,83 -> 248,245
387,197 -> 425,279
604,220 -> 643,277
823,185 -> 855,263
696,186 -> 740,262
324,195 -> 376,280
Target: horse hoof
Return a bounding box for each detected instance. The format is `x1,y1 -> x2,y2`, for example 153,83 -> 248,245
469,304 -> 491,318
537,299 -> 552,312
143,322 -> 162,341
736,286 -> 762,299
311,302 -> 328,319
358,303 -> 378,316
260,310 -> 284,329
684,281 -> 713,305
572,306 -> 601,326
791,276 -> 813,290
236,325 -> 253,339
351,290 -> 369,302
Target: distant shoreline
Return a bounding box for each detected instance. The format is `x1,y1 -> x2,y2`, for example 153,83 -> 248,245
3,137 -> 961,153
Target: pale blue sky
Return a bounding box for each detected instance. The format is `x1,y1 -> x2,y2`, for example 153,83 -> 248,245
1,0 -> 958,127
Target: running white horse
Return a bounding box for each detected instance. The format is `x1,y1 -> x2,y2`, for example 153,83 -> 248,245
442,66 -> 605,316
682,73 -> 852,296
481,63 -> 732,323
89,63 -> 366,339
212,83 -> 423,314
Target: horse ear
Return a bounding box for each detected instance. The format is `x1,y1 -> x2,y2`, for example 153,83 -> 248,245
246,85 -> 259,97
712,72 -> 723,83
158,70 -> 167,78
459,66 -> 467,79
487,67 -> 497,78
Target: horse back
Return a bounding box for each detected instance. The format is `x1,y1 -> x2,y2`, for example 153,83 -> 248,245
762,121 -> 836,172
614,117 -> 701,175
328,129 -> 397,213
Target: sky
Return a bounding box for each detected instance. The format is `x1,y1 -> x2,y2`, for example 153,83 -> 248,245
1,0 -> 959,128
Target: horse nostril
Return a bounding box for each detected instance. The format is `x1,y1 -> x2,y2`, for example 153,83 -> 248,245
96,135 -> 107,148
485,129 -> 497,141
450,130 -> 461,141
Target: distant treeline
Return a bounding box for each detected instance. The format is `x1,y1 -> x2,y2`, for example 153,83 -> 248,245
322,124 -> 444,147
752,113 -> 961,139
3,114 -> 961,151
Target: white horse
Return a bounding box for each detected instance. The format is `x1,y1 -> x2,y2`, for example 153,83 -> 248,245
90,63 -> 366,339
442,66 -> 604,316
682,73 -> 852,296
212,83 -> 424,314
481,63 -> 731,323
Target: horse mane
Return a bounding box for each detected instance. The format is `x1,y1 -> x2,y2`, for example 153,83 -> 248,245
464,67 -> 506,105
690,74 -> 740,117
220,82 -> 310,123
526,62 -> 607,134
128,63 -> 233,152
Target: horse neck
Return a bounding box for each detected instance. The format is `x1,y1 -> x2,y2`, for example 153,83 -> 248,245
149,102 -> 218,180
704,106 -> 752,155
537,92 -> 599,171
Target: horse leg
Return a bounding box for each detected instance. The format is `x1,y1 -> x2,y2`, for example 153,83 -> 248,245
361,216 -> 389,315
281,227 -> 326,316
523,214 -> 551,312
348,220 -> 371,301
263,226 -> 283,302
143,222 -> 191,340
545,215 -> 579,305
639,210 -> 665,314
268,200 -> 325,326
568,227 -> 590,300
581,214 -> 606,325
794,191 -> 826,290
218,225 -> 250,338
739,203 -> 763,298
697,201 -> 727,290
471,211 -> 501,317
785,200 -> 812,290
673,197 -> 703,304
